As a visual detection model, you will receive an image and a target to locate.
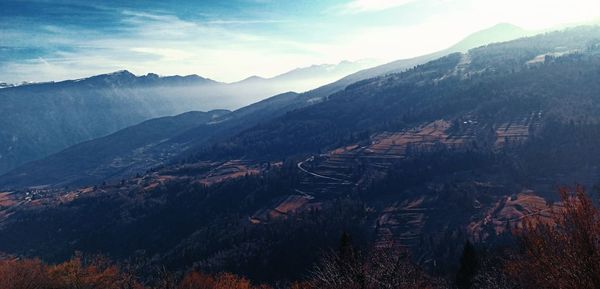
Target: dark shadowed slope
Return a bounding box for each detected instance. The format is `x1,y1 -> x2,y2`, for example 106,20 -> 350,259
0,110 -> 229,188
0,92 -> 308,188
0,70 -> 222,174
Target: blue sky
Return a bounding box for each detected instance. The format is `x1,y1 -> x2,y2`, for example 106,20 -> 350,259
1,0 -> 600,83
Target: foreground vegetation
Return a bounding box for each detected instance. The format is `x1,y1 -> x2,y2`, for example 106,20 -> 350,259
1,187 -> 597,289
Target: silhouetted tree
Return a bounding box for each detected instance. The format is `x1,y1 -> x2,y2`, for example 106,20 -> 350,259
455,241 -> 479,289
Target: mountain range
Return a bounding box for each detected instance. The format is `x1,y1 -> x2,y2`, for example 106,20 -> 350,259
0,59 -> 375,175
0,23 -> 531,186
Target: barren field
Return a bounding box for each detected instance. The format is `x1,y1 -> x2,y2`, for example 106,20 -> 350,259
468,192 -> 560,241
197,160 -> 260,186
0,192 -> 16,207
374,197 -> 427,249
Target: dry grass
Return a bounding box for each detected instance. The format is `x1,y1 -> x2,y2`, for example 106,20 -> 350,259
0,193 -> 16,207
469,192 -> 560,240
197,161 -> 260,186
494,122 -> 530,149
367,120 -> 469,157
273,195 -> 311,214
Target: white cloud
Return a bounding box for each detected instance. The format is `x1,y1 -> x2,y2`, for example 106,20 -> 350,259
130,47 -> 193,61
0,10 -> 325,83
470,0 -> 600,29
206,19 -> 291,25
312,15 -> 474,63
341,0 -> 418,14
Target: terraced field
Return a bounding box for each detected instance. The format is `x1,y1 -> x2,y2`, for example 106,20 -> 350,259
366,120 -> 474,161
374,197 -> 428,249
270,117 -> 543,247
468,192 -> 560,241
250,194 -> 318,224
0,192 -> 16,207
494,112 -> 542,149
249,120 -> 476,243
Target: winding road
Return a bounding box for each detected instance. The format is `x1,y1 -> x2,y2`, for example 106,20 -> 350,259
296,156 -> 352,184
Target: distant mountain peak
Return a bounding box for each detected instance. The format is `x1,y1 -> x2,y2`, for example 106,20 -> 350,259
67,70 -> 219,87
449,23 -> 529,52
103,70 -> 136,78
490,22 -> 523,30
143,72 -> 207,80
86,70 -> 136,80
237,75 -> 268,83
181,74 -> 213,82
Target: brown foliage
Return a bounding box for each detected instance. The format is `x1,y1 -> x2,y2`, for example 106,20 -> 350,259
0,258 -> 51,289
0,256 -> 273,289
0,256 -> 143,289
48,256 -> 141,289
177,271 -> 271,289
507,186 -> 600,289
178,271 -> 216,289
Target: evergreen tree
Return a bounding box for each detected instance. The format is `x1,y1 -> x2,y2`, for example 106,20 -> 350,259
456,241 -> 479,289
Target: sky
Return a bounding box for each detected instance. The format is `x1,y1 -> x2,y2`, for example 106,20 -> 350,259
1,0 -> 600,83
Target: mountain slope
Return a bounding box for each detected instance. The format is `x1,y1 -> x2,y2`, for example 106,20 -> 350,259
302,23 -> 531,101
0,110 -> 229,187
0,91 -> 312,188
198,26 -> 600,161
0,70 -> 225,174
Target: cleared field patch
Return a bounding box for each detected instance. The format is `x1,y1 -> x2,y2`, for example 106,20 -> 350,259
469,192 -> 559,240
197,160 -> 260,186
141,174 -> 180,191
367,120 -> 472,159
140,160 -> 262,190
494,113 -> 542,149
0,192 -> 16,207
272,195 -> 311,216
57,191 -> 79,203
250,194 -> 315,223
494,123 -> 530,149
374,197 -> 428,249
